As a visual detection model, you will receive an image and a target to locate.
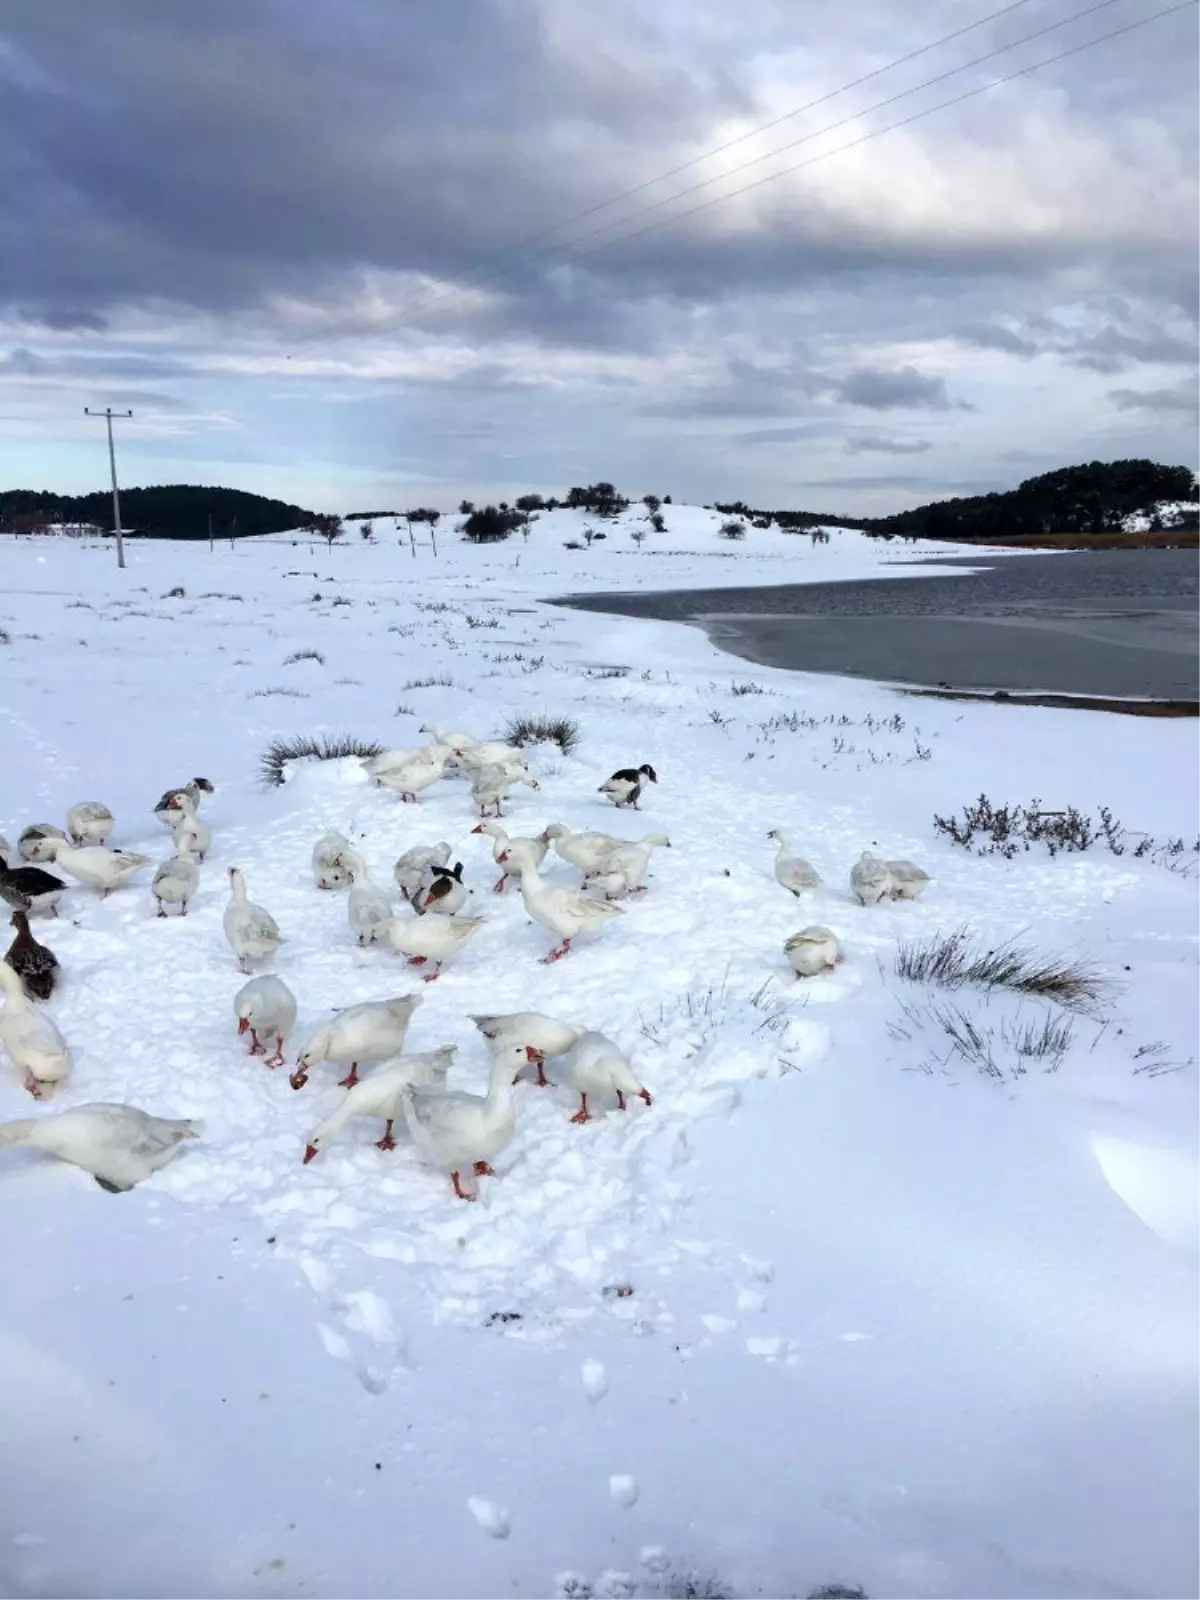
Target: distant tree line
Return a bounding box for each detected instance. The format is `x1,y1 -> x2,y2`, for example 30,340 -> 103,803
0,484 -> 318,540
857,460 -> 1198,540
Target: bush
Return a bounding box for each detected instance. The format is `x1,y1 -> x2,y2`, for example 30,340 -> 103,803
401,675 -> 455,690
650,511 -> 667,532
895,927 -> 1107,1012
564,481 -> 629,518
283,648 -> 325,665
259,732 -> 383,787
462,505 -> 527,543
501,713 -> 580,754
458,499 -> 475,515
642,493 -> 661,515
515,493 -> 545,512
719,519 -> 747,540
933,794 -> 1199,873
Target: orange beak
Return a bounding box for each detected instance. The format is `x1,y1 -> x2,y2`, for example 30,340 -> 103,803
471,823 -> 484,833
237,1017 -> 249,1035
302,1144 -> 319,1164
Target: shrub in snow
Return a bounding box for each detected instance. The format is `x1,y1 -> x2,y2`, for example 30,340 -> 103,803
933,794 -> 1199,873
259,733 -> 383,787
461,505 -> 526,543
719,520 -> 746,541
894,927 -> 1107,1012
888,992 -> 1077,1082
283,648 -> 324,665
502,713 -> 579,754
650,511 -> 667,532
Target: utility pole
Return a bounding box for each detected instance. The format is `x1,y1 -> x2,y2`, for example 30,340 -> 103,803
84,406 -> 133,569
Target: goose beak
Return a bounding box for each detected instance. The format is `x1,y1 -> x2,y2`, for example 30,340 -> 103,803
525,1046 -> 544,1062
302,1144 -> 319,1164
498,850 -> 509,863
237,1016 -> 249,1034
289,1068 -> 308,1091
471,823 -> 484,833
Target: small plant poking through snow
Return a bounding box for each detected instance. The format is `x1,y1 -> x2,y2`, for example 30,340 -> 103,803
283,648 -> 325,665
502,713 -> 579,754
248,686 -> 309,700
259,732 -> 383,787
654,1569 -> 733,1599
730,681 -> 764,696
895,927 -> 1108,1013
162,586 -> 185,598
465,614 -> 500,629
402,675 -> 455,690
934,794 -> 1199,874
888,995 -> 1076,1081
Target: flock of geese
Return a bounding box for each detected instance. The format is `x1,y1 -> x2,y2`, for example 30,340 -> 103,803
0,720 -> 930,1200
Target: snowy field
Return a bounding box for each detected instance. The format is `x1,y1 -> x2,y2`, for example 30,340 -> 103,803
0,504 -> 1197,1600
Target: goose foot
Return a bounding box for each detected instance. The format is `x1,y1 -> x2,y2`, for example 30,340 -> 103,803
493,876 -> 507,893
421,969 -> 441,983
451,1170 -> 476,1201
407,955 -> 427,966
338,1064 -> 359,1089
616,1090 -> 626,1110
569,1095 -> 591,1124
639,1088 -> 653,1106
473,1160 -> 495,1176
265,1040 -> 285,1067
156,904 -> 167,918
543,941 -> 571,963
248,1028 -> 264,1056
376,1121 -> 396,1151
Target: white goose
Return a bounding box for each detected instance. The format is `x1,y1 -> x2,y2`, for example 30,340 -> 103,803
420,722 -> 479,751
393,841 -> 451,903
767,830 -> 821,897
385,913 -> 486,981
398,1042 -> 524,1200
165,792 -> 211,860
344,852 -> 393,945
363,743 -> 452,780
223,867 -> 284,971
312,830 -> 353,889
67,801 -> 114,848
375,752 -> 449,803
472,820 -> 550,893
543,822 -> 626,875
850,851 -> 895,906
43,839 -> 151,896
584,833 -> 671,899
470,762 -> 538,818
886,859 -> 932,900
0,961 -> 71,1098
469,1011 -> 588,1086
456,741 -> 528,774
302,1045 -> 456,1162
290,993 -> 422,1090
559,1031 -> 653,1123
785,925 -> 843,977
234,974 -> 298,1066
0,1103 -> 202,1191
512,861 -> 624,962
152,835 -> 200,917
18,824 -> 67,863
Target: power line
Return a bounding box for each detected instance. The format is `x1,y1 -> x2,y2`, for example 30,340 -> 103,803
578,0 -> 1196,264
83,406 -> 133,570
378,0 -> 1145,333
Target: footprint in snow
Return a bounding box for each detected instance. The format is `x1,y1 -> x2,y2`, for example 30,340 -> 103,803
581,1358 -> 608,1401
467,1496 -> 511,1539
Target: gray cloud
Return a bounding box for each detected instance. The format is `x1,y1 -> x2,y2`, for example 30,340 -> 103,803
845,433 -> 933,455
1108,377 -> 1200,416
834,366 -> 966,412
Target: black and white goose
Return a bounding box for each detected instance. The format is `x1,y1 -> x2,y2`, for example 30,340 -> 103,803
415,860 -> 466,916
0,854 -> 66,916
598,763 -> 657,809
153,777 -> 214,828
4,910 -> 60,1000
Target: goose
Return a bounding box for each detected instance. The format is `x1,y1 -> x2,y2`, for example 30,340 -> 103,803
385,913 -> 485,981
414,861 -> 466,916
0,854 -> 66,917
152,835 -> 200,918
470,762 -> 538,818
886,859 -> 932,900
394,840 -> 452,902
472,821 -> 550,893
599,763 -> 657,810
420,722 -> 478,751
41,840 -> 150,897
375,752 -> 449,803
154,778 -> 214,828
558,1031 -> 653,1123
584,834 -> 671,899
67,801 -> 114,848
0,961 -> 71,1098
223,867 -> 284,971
850,851 -> 895,906
18,824 -> 68,864
543,823 -> 626,876
766,830 -> 821,897
233,974 -> 297,1066
398,1042 -> 524,1200
470,1011 -> 588,1087
290,994 -> 422,1091
785,925 -> 843,977
0,1103 -> 202,1191
4,910 -> 59,1001
511,861 -> 624,962
164,792 -> 211,860
455,741 -> 528,773
312,830 -> 353,890
364,743 -> 452,781
302,1045 -> 456,1162
344,853 -> 393,946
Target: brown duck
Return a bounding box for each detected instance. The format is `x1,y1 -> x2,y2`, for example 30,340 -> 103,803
4,910 -> 59,1000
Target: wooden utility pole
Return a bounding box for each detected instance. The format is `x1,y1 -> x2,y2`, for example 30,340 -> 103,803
84,406 -> 133,569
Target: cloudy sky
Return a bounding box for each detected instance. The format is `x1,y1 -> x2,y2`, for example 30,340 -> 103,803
0,0 -> 1196,515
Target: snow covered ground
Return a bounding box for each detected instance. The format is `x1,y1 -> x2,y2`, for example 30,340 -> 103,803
1,504 -> 1196,1600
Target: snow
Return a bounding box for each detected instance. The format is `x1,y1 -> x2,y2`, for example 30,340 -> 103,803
0,505 -> 1196,1600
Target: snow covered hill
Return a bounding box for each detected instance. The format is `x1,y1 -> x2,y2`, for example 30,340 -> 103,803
0,514 -> 1196,1600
